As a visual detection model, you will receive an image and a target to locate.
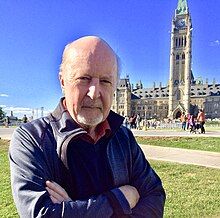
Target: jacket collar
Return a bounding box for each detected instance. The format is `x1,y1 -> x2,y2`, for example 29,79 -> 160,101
49,98 -> 124,168
50,98 -> 124,134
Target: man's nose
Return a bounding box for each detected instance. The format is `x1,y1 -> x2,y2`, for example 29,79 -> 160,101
87,78 -> 101,100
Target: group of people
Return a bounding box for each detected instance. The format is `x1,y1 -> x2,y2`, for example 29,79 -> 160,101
180,109 -> 206,134
3,114 -> 28,127
123,114 -> 141,129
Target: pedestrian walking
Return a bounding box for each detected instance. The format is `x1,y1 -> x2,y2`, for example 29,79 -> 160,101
197,109 -> 206,134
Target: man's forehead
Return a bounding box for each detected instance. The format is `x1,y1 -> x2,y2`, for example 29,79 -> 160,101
70,36 -> 109,51
64,36 -> 116,60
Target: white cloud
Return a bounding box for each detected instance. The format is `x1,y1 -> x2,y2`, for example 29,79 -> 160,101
0,105 -> 6,108
210,40 -> 220,46
0,93 -> 9,97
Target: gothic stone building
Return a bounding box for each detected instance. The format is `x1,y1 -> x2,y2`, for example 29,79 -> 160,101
112,0 -> 220,120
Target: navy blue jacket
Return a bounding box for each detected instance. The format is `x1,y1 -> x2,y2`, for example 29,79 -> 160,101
9,99 -> 165,217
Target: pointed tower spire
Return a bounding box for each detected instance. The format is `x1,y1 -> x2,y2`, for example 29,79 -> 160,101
176,0 -> 188,15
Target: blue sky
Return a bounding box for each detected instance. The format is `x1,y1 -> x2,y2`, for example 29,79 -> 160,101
1,0 -> 220,118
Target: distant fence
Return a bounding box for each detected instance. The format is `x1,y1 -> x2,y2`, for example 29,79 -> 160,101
1,120 -> 220,129
140,121 -> 220,130
0,121 -> 23,127
156,122 -> 182,129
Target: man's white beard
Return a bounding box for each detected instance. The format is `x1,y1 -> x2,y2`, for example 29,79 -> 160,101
77,113 -> 103,127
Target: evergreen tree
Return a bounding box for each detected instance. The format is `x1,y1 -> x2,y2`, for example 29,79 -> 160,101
0,107 -> 6,120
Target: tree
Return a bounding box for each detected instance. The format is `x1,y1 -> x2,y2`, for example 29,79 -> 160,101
0,107 -> 6,120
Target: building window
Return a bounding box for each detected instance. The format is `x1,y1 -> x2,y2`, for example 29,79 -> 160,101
176,54 -> 180,60
182,53 -> 185,60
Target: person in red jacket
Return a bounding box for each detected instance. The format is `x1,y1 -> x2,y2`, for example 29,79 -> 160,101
197,109 -> 206,134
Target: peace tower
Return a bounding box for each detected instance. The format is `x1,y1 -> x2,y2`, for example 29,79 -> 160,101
168,0 -> 192,118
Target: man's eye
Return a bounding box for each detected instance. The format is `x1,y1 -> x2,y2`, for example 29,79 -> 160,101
100,79 -> 112,84
79,77 -> 90,81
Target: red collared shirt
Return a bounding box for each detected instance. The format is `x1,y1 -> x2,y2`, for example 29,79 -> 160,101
82,119 -> 111,144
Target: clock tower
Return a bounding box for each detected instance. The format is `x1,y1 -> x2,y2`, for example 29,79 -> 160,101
168,0 -> 193,118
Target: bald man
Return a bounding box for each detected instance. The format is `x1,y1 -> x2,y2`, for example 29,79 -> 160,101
9,36 -> 165,218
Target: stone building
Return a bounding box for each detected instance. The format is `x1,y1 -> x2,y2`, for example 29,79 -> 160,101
112,0 -> 220,120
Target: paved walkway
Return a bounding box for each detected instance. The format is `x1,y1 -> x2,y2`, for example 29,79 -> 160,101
132,129 -> 220,137
1,127 -> 220,169
140,144 -> 220,169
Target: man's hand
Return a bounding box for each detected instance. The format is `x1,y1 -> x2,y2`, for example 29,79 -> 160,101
46,181 -> 72,204
119,185 -> 140,209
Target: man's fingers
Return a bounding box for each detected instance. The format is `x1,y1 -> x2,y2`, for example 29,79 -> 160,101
119,185 -> 140,209
46,180 -> 71,201
50,195 -> 62,204
46,181 -> 66,197
46,187 -> 64,203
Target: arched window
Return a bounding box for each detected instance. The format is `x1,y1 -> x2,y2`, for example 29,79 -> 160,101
176,54 -> 180,60
175,38 -> 178,47
178,38 -> 181,47
182,53 -> 185,59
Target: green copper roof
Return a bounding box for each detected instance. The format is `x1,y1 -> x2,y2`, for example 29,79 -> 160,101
176,0 -> 188,15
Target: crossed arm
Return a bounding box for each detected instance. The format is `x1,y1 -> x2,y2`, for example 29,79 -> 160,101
46,181 -> 140,209
9,127 -> 165,217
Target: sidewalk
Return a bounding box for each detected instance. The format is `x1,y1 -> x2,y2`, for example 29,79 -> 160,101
140,144 -> 220,169
132,129 -> 220,137
1,127 -> 220,169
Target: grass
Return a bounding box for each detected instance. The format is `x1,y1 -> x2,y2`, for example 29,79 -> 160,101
1,139 -> 220,217
206,126 -> 220,131
151,160 -> 220,218
136,136 -> 220,152
0,139 -> 18,217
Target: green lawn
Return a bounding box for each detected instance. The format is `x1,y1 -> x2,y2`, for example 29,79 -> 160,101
136,136 -> 220,152
151,160 -> 220,218
1,139 -> 220,217
206,126 -> 220,131
0,140 -> 18,218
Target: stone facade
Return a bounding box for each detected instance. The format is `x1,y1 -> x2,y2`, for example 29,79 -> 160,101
111,0 -> 220,120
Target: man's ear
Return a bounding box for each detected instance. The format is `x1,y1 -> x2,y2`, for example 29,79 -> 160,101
59,73 -> 65,95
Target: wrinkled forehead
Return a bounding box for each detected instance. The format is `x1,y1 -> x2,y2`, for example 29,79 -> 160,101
61,37 -> 118,86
